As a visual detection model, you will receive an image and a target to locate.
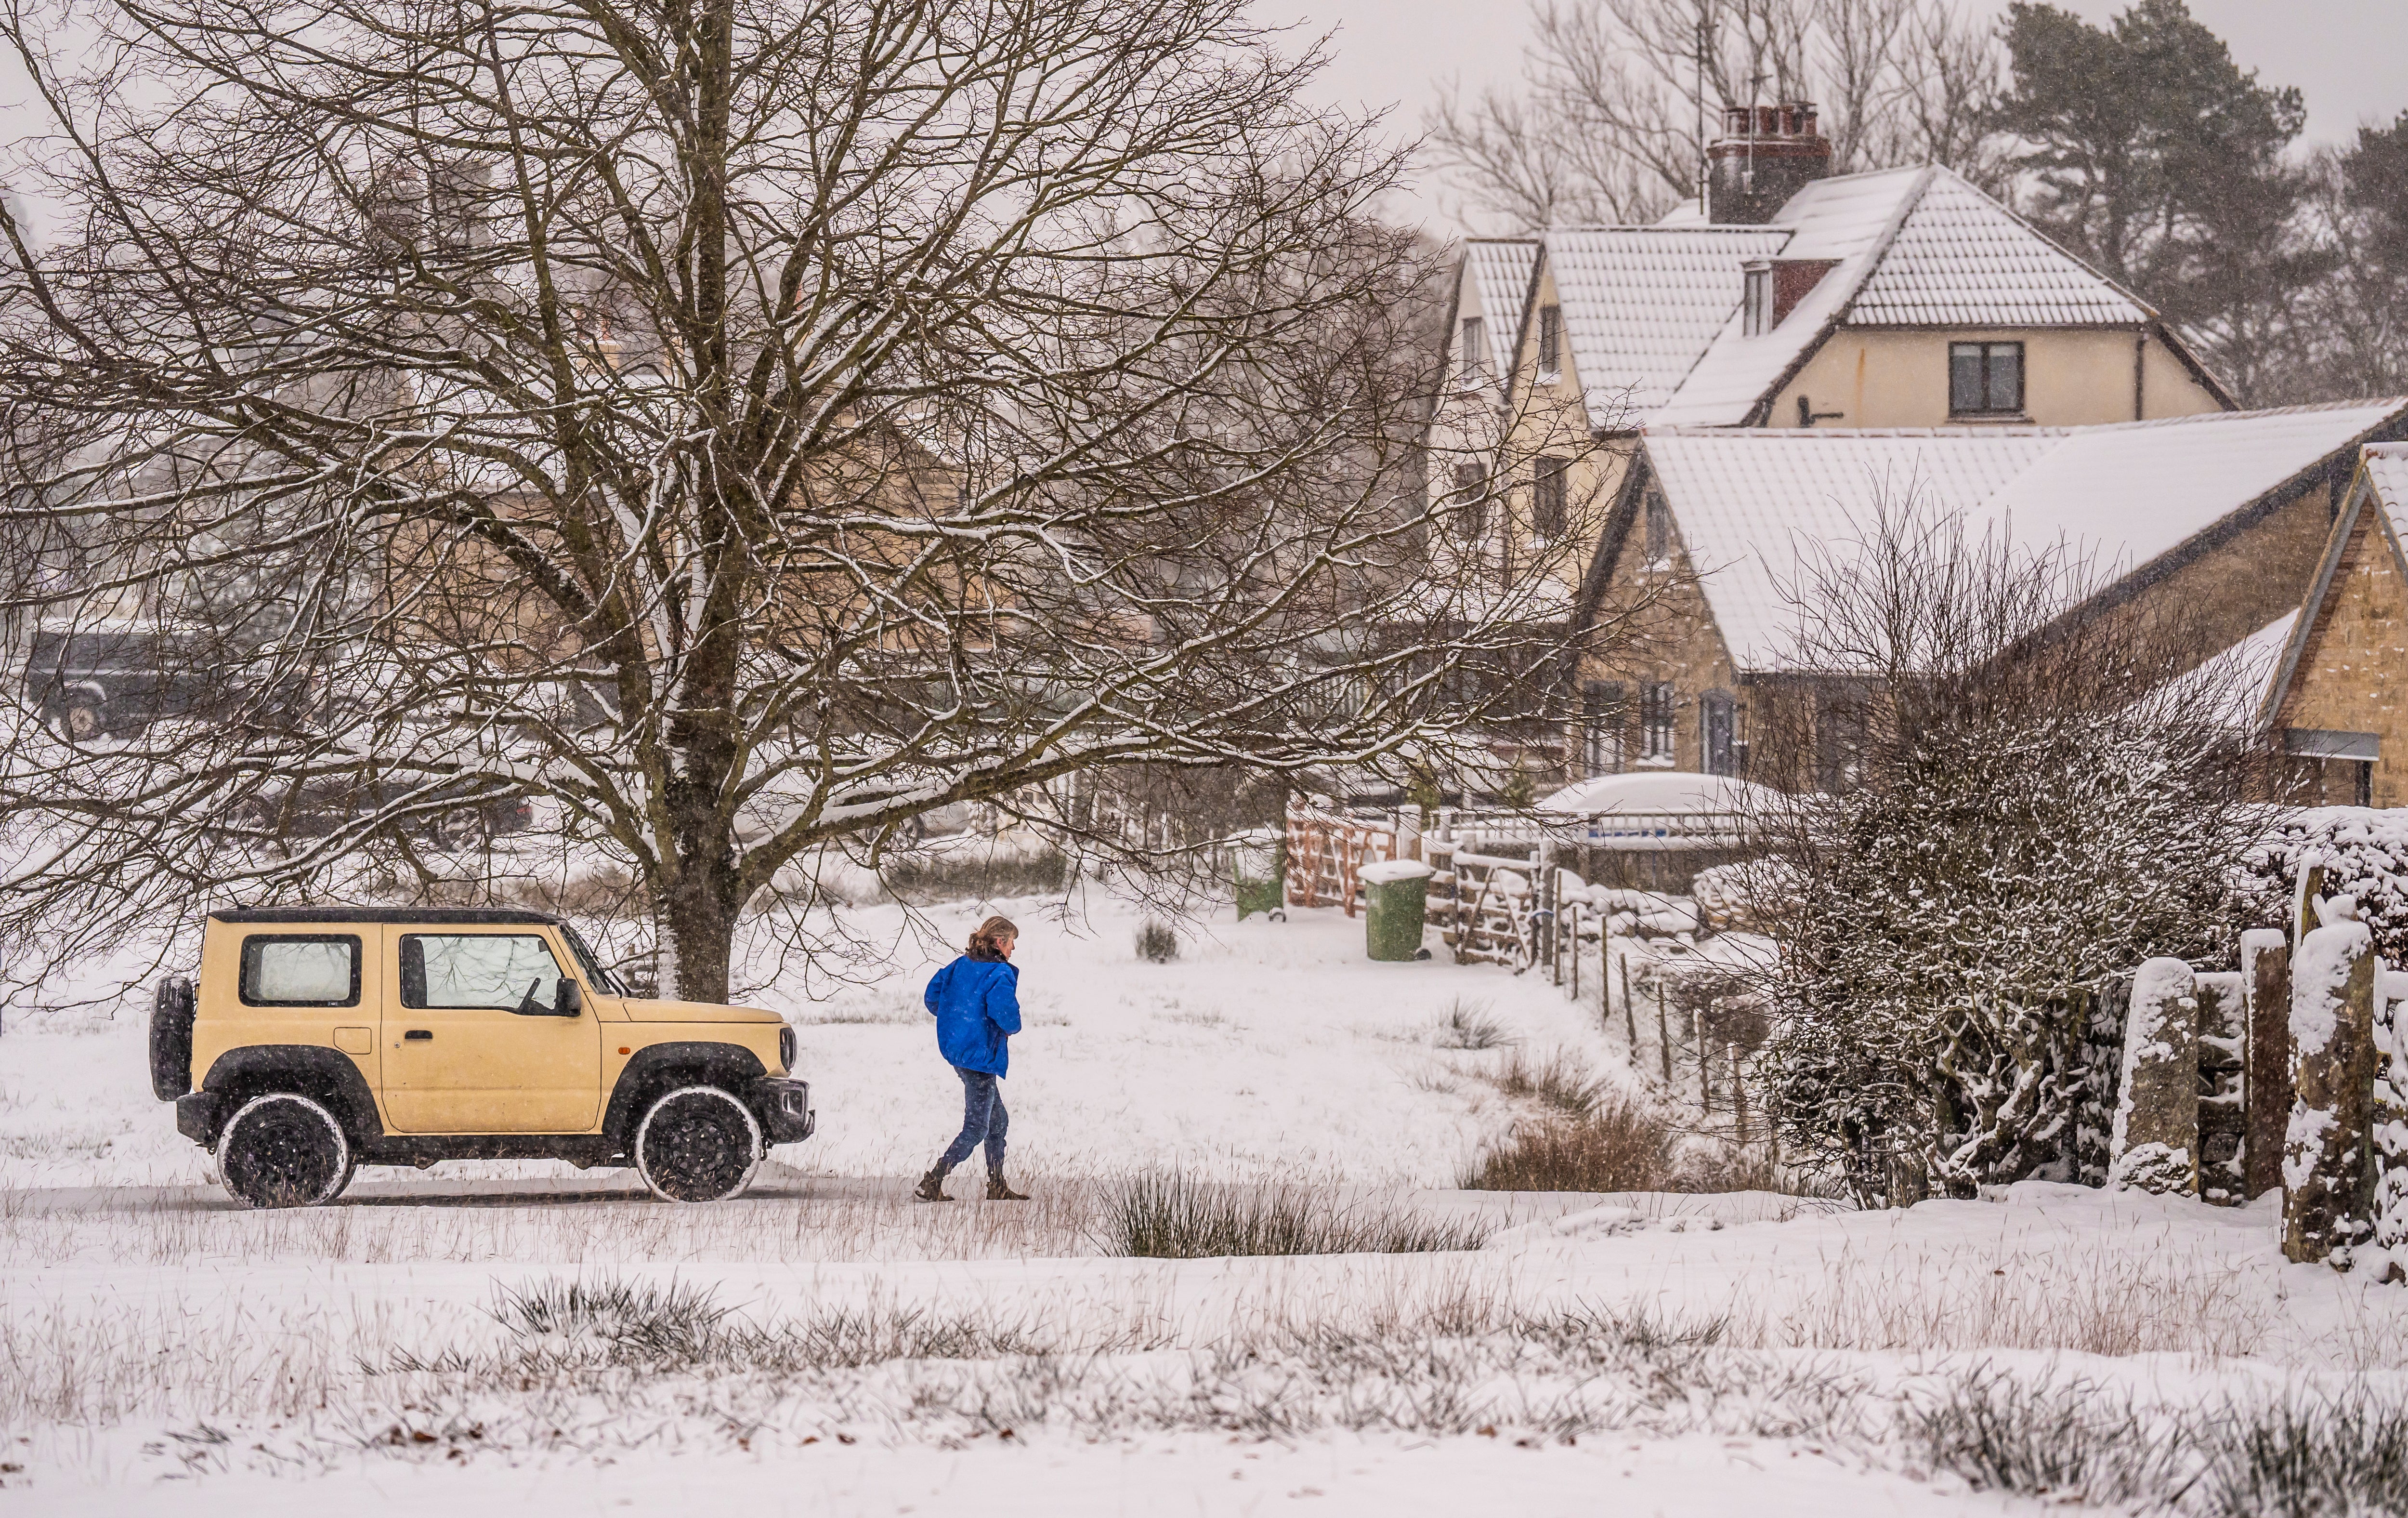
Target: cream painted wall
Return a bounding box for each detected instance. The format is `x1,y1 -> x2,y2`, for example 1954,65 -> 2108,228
1770,328 -> 2226,431
1494,260 -> 1626,599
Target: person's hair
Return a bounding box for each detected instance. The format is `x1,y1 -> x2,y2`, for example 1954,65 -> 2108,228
968,915 -> 1019,959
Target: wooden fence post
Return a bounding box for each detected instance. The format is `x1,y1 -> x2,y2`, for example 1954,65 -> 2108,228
2241,928 -> 2292,1200
1731,1042 -> 1747,1144
1656,980 -> 1672,1085
2285,908 -> 2377,1265
1622,957 -> 1636,1051
1695,1008 -> 1711,1112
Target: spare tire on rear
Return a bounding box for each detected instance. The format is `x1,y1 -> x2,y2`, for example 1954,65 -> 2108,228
150,977 -> 196,1100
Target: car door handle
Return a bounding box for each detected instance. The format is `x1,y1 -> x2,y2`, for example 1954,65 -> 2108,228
403,1030 -> 433,1041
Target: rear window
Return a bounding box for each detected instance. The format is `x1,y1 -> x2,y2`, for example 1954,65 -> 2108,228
239,934 -> 362,1006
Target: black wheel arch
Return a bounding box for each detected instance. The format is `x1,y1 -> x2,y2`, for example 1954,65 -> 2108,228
199,1046 -> 382,1147
603,1041 -> 769,1152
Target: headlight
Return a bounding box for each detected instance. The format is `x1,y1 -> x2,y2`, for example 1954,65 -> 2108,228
778,1024 -> 796,1075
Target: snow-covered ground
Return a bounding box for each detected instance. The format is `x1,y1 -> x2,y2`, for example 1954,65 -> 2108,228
4,888 -> 2407,1515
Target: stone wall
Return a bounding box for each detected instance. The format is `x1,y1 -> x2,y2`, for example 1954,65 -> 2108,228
2273,509 -> 2408,809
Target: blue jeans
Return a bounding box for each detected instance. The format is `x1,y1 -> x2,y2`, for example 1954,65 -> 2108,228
937,1066 -> 1007,1173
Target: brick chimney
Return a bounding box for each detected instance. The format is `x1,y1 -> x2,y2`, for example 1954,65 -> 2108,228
1708,102 -> 1832,225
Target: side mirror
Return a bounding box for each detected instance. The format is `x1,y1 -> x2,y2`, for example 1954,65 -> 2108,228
555,978 -> 583,1018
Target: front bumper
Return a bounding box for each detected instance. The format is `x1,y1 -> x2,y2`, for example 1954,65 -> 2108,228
750,1076 -> 815,1144
175,1091 -> 225,1147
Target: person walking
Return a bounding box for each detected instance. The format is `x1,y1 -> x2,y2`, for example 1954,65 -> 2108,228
915,914 -> 1030,1202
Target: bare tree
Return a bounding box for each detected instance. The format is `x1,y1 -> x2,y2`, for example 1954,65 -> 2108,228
1427,0 -> 2008,232
1733,506 -> 2267,1202
0,0 -> 1594,1002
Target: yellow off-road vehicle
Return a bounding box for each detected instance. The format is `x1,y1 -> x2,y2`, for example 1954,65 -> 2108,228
148,907 -> 813,1208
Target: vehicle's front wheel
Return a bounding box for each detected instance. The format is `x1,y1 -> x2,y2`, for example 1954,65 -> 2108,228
217,1093 -> 356,1209
633,1085 -> 762,1203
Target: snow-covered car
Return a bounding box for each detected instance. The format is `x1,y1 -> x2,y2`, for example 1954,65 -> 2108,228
150,906 -> 813,1208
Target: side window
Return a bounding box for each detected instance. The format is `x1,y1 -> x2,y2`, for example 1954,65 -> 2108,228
1536,304 -> 1561,373
240,934 -> 362,1007
1458,317 -> 1486,383
1640,681 -> 1676,761
401,933 -> 567,1014
1582,681 -> 1626,776
1533,457 -> 1570,539
1449,463 -> 1490,541
1643,490 -> 1674,567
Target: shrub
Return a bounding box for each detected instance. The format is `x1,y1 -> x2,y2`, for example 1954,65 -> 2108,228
1134,920 -> 1180,963
1460,1100 -> 1680,1193
1096,1172 -> 1486,1258
884,846 -> 1068,905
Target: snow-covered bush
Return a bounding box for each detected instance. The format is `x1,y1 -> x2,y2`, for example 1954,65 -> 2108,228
2238,808 -> 2408,968
1737,511 -> 2263,1203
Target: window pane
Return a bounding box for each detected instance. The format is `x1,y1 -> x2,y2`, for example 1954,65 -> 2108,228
1949,344 -> 1984,413
1535,458 -> 1568,537
1538,305 -> 1560,369
1449,464 -> 1487,541
1987,343 -> 2022,413
246,937 -> 357,1004
1459,318 -> 1484,380
405,934 -> 565,1011
1645,492 -> 1672,563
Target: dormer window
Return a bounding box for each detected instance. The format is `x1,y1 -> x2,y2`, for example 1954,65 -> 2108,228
1742,263 -> 1773,337
1458,317 -> 1485,384
1536,304 -> 1561,374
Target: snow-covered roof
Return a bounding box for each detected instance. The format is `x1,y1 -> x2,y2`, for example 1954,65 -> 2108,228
1647,168 -> 1931,427
1462,239 -> 1538,376
1641,400 -> 2408,673
1542,227 -> 1789,422
1521,166 -> 2171,431
1845,171 -> 2151,328
1537,770 -> 1783,816
2364,443 -> 2408,546
2168,610 -> 2296,732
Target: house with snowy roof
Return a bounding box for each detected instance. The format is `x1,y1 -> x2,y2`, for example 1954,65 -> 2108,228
2257,445 -> 2408,807
1574,400 -> 2408,783
1426,105 -> 2246,775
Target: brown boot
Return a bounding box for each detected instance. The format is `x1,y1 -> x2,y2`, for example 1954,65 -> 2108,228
914,1166 -> 953,1202
985,1172 -> 1029,1201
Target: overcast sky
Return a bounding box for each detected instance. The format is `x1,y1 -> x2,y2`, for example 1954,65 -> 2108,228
8,1 -> 2400,242
1254,0 -> 2408,233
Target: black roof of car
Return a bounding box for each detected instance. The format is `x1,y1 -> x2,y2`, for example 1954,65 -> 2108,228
208,906 -> 563,925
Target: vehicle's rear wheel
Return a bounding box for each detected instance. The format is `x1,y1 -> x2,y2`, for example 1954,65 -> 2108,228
633,1085 -> 762,1203
217,1093 -> 355,1209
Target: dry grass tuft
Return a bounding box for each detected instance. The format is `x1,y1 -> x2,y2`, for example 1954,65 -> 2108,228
1432,999 -> 1515,1051
1460,1102 -> 1682,1193
1096,1171 -> 1487,1258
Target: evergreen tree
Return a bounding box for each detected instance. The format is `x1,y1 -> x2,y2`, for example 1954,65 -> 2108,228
1993,0 -> 2325,401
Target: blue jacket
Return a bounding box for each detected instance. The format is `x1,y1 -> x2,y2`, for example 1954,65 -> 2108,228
924,953 -> 1021,1076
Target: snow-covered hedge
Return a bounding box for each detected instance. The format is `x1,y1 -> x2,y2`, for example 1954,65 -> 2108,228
2239,809 -> 2408,969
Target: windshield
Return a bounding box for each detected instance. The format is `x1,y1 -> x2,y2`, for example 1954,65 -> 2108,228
558,924 -> 630,996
